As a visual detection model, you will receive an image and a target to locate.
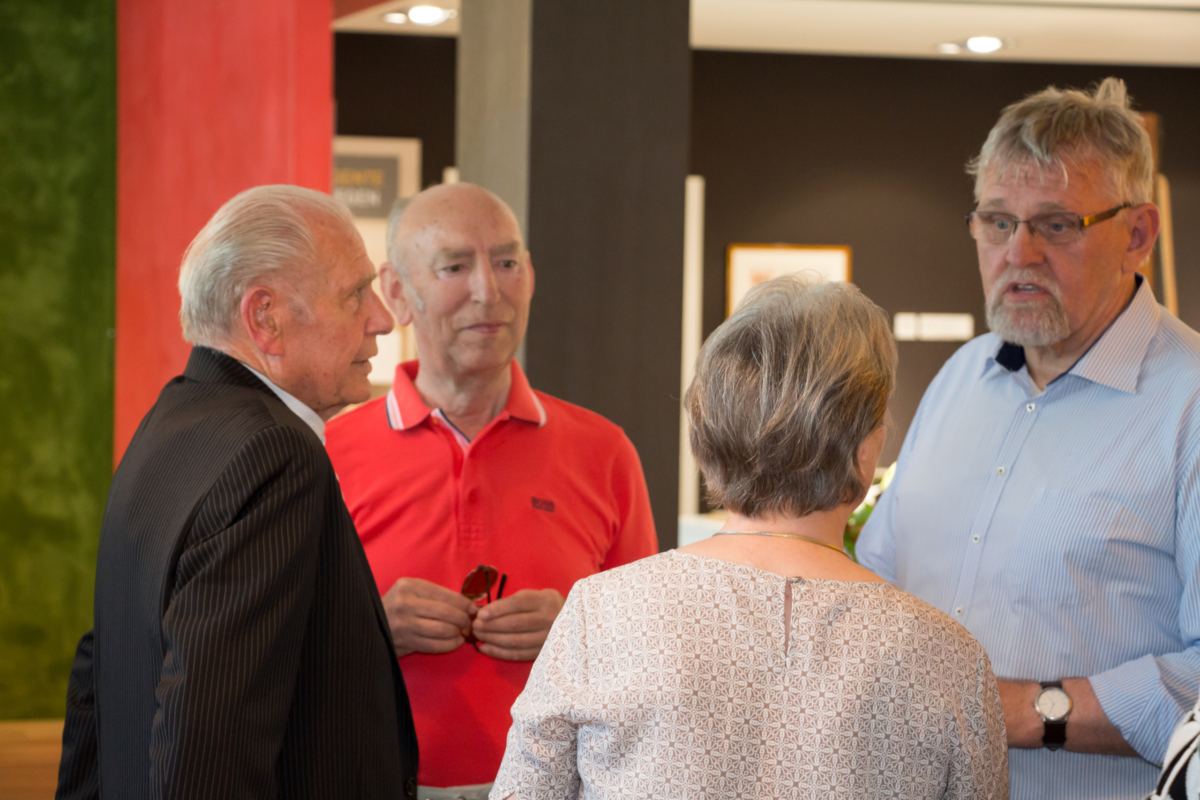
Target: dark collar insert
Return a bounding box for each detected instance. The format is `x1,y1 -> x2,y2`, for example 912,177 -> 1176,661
996,342 -> 1026,372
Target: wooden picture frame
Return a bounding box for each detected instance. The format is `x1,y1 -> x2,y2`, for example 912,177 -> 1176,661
726,244 -> 852,316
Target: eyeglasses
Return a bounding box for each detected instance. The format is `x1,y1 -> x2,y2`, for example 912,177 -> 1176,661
460,564 -> 507,646
965,203 -> 1132,246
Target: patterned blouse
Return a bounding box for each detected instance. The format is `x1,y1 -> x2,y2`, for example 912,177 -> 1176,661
491,550 -> 1008,799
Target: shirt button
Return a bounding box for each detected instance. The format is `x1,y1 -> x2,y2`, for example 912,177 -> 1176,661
996,466 -> 1006,475
954,606 -> 964,616
1026,403 -> 1036,412
972,534 -> 981,544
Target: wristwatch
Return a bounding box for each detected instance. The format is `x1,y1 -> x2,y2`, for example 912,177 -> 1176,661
1034,681 -> 1072,751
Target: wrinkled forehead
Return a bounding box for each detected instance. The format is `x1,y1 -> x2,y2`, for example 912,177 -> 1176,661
404,202 -> 524,258
977,153 -> 1118,204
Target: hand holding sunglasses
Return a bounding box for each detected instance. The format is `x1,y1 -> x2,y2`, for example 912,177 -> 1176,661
380,576 -> 477,658
469,582 -> 566,662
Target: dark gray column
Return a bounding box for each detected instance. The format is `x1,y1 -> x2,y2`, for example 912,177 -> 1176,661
458,0 -> 691,552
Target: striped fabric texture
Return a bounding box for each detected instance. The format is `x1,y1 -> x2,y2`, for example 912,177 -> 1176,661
56,346 -> 418,799
858,278 -> 1200,800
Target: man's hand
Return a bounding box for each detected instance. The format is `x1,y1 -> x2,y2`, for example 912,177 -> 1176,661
382,577 -> 476,658
998,677 -> 1138,756
471,588 -> 565,662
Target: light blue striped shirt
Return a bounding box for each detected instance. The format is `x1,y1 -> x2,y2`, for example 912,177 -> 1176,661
858,277 -> 1200,799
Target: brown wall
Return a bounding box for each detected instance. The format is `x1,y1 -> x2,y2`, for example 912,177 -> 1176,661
335,33 -> 457,191
691,51 -> 1200,464
522,1 -> 691,551
334,33 -> 1200,470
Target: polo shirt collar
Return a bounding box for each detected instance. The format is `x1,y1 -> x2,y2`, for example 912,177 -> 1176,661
504,359 -> 548,425
385,359 -> 547,432
983,275 -> 1159,395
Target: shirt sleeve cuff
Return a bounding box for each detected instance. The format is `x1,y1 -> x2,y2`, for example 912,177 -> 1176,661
1090,653 -> 1184,764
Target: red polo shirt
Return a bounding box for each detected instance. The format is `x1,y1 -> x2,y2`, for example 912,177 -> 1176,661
325,360 -> 657,788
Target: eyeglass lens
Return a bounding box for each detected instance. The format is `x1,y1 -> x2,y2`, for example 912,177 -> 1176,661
970,211 -> 1083,245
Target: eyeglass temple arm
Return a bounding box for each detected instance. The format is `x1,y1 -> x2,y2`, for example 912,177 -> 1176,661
1081,203 -> 1133,228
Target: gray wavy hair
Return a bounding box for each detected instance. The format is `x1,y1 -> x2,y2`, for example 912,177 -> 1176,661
178,185 -> 355,346
967,77 -> 1154,204
685,276 -> 896,518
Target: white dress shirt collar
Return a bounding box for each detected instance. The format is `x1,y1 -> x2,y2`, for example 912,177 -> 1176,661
239,363 -> 326,444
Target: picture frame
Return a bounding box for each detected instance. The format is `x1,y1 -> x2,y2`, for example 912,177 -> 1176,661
726,244 -> 852,315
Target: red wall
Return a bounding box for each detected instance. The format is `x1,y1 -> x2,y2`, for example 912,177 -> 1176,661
116,0 -> 333,462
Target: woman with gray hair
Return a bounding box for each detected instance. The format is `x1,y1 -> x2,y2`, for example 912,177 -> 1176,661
490,276 -> 1009,799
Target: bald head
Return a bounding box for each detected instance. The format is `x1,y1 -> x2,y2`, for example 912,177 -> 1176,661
386,183 -> 522,274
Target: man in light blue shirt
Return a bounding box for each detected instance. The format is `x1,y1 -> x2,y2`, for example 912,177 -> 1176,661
857,78 -> 1194,799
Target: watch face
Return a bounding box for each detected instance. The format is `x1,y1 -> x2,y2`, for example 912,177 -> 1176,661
1036,687 -> 1072,721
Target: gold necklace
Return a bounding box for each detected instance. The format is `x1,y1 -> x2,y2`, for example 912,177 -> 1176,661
714,530 -> 849,557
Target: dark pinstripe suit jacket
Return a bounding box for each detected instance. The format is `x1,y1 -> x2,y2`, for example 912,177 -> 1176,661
57,346 -> 419,799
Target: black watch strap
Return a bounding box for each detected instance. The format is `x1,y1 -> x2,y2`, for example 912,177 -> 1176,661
1040,681 -> 1067,751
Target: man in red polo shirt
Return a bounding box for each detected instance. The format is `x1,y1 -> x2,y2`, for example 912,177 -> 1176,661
326,183 -> 657,799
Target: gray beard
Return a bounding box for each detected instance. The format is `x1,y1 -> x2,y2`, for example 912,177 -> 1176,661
985,289 -> 1071,347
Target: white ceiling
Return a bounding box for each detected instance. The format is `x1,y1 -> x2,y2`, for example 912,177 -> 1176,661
334,0 -> 460,36
692,0 -> 1200,66
335,0 -> 1200,66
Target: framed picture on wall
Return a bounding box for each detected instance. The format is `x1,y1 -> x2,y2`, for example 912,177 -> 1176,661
333,136 -> 422,386
334,136 -> 421,262
726,244 -> 852,315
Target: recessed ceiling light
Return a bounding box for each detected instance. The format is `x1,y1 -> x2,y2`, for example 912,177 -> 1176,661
382,11 -> 407,24
966,36 -> 1004,54
936,43 -> 963,55
407,5 -> 457,26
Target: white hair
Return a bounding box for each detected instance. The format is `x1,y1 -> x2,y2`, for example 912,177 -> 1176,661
178,185 -> 355,346
967,77 -> 1154,204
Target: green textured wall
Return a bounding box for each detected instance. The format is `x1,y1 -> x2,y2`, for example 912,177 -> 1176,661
0,0 -> 116,719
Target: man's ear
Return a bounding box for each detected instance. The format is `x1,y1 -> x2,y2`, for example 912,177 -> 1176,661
380,263 -> 415,326
1123,203 -> 1161,275
239,286 -> 285,355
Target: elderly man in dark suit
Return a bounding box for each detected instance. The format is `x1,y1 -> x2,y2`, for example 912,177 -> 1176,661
55,185 -> 419,799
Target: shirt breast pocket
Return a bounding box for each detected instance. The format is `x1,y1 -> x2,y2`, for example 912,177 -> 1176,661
1009,486 -> 1162,604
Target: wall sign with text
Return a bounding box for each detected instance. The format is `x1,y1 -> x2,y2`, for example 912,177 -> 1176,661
334,155 -> 399,218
